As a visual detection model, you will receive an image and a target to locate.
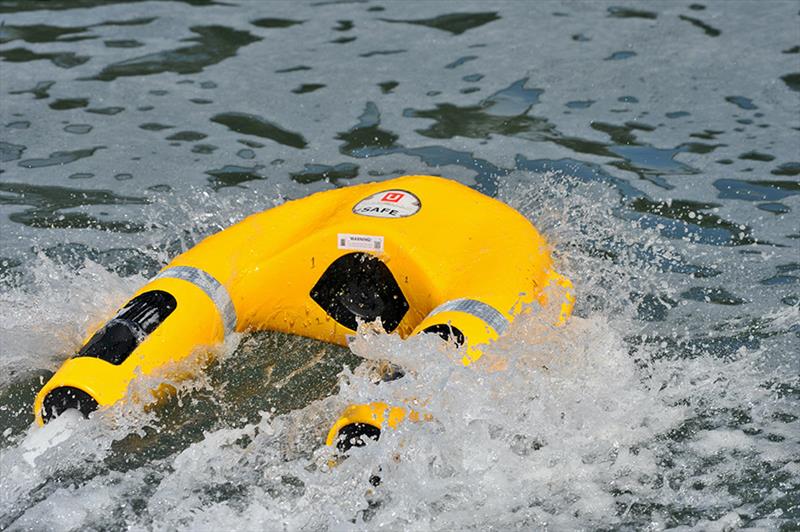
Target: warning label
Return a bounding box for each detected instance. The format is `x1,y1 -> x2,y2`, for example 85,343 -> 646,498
338,233 -> 384,252
353,189 -> 421,218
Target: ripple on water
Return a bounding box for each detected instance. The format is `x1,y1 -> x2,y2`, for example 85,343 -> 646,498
629,197 -> 756,246
274,65 -> 311,73
359,49 -> 406,58
678,14 -> 722,37
513,156 -> 644,199
566,100 -> 595,109
91,25 -> 262,81
166,131 -> 208,142
757,203 -> 790,215
191,144 -> 217,154
18,146 -> 104,168
7,80 -> 54,99
0,16 -> 155,44
42,242 -> 161,278
608,145 -> 697,187
291,83 -> 325,94
725,95 -> 758,110
666,111 -> 691,118
781,72 -> 800,92
378,80 -> 398,94
605,50 -> 637,60
607,6 -> 658,19
404,78 -> 550,140
0,142 -> 26,162
337,102 -> 399,157
689,129 -> 725,140
350,80 -> 699,191
250,18 -> 303,29
0,182 -> 147,232
444,55 -> 477,69
237,139 -> 264,148
139,123 -> 173,131
333,20 -> 353,32
681,286 -> 746,305
205,165 -> 266,190
290,162 -> 359,184
85,106 -> 124,115
738,151 -> 775,162
0,48 -> 89,68
104,39 -> 143,48
760,273 -> 800,286
771,162 -> 800,176
0,23 -> 87,43
48,98 -> 89,110
210,112 -> 307,149
380,12 -> 500,35
714,179 -> 799,202
63,124 -> 92,134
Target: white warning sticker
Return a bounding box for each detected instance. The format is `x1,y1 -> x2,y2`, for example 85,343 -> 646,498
338,233 -> 384,252
353,189 -> 421,218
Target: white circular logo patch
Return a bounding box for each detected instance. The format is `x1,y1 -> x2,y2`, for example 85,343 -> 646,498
353,189 -> 421,218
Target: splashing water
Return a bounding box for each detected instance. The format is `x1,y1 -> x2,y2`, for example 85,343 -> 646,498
2,0 -> 799,528
0,173 -> 796,530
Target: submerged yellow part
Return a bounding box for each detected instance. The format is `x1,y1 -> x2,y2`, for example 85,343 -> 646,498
34,175 -> 573,426
325,402 -> 423,447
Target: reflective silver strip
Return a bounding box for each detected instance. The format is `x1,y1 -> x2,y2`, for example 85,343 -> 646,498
427,298 -> 509,335
154,266 -> 237,334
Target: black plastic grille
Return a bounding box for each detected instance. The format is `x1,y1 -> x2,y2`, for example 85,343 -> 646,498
76,290 -> 177,365
42,386 -> 99,423
335,422 -> 381,454
310,253 -> 408,333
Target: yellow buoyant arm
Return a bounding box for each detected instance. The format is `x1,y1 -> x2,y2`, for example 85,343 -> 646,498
325,402 -> 423,447
34,276 -> 225,425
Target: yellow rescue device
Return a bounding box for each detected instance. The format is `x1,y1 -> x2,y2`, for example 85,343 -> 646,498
34,175 -> 574,432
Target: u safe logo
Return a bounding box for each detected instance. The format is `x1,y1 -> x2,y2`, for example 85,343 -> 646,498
353,189 -> 421,218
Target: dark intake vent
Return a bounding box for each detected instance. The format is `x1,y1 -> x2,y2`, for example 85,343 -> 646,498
336,422 -> 381,454
42,386 -> 99,423
422,323 -> 465,346
310,253 -> 408,332
76,290 -> 177,365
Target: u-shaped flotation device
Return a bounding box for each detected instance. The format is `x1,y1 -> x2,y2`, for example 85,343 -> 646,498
34,175 -> 574,429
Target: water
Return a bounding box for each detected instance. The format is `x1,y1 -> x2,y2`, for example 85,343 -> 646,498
0,1 -> 798,529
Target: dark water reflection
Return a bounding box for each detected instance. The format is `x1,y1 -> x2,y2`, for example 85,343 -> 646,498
0,47 -> 89,68
0,182 -> 147,231
92,25 -> 261,80
211,112 -> 307,149
380,11 -> 500,35
18,147 -> 105,168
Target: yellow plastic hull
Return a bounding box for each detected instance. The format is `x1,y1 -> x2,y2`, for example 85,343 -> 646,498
34,175 -> 573,426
